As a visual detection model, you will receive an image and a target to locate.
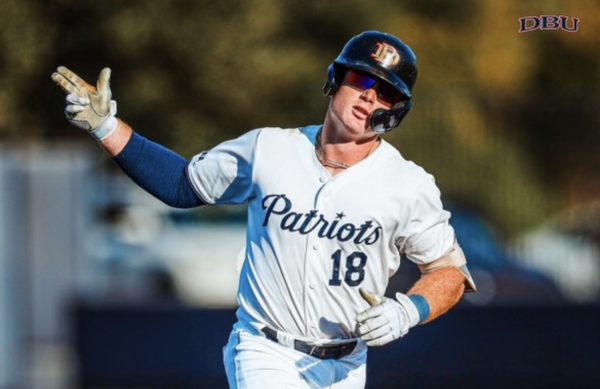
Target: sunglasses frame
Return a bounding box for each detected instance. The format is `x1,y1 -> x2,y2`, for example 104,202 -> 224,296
342,69 -> 404,105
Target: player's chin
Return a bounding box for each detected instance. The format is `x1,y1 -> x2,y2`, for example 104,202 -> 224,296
342,113 -> 368,135
352,119 -> 378,139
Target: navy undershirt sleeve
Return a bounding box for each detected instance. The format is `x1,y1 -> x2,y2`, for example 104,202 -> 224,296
112,132 -> 204,208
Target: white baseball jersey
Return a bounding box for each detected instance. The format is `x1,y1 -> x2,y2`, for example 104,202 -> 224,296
187,125 -> 455,341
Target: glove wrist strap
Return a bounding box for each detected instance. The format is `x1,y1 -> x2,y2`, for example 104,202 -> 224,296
395,292 -> 423,327
91,115 -> 118,141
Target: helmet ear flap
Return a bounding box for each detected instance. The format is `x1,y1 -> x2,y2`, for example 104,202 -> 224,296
323,64 -> 345,96
370,99 -> 412,133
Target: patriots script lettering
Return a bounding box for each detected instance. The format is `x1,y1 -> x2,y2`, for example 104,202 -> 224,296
261,194 -> 381,245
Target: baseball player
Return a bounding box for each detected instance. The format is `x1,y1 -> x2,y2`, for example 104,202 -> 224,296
52,31 -> 475,388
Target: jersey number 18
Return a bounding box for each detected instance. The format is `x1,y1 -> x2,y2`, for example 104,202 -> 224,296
328,249 -> 367,287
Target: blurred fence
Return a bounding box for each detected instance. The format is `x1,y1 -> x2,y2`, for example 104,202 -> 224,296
0,147 -> 26,388
0,143 -> 97,388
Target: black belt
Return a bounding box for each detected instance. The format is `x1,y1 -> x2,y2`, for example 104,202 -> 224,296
261,327 -> 357,360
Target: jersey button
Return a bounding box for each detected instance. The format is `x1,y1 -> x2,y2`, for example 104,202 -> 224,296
312,243 -> 319,250
309,284 -> 315,290
319,177 -> 326,183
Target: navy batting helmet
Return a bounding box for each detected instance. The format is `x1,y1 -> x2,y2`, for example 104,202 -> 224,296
324,31 -> 418,133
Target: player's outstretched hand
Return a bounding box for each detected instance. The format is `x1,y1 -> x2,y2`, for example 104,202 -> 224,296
355,288 -> 420,347
51,66 -> 118,141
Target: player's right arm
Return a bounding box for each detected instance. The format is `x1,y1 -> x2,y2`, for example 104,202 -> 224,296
51,66 -> 204,209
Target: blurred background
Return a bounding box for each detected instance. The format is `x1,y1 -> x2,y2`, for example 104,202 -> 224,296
0,0 -> 599,388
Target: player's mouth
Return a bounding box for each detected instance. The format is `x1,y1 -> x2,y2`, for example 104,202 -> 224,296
352,105 -> 369,120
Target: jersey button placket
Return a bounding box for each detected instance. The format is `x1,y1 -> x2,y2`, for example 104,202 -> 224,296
306,238 -> 321,336
306,177 -> 332,336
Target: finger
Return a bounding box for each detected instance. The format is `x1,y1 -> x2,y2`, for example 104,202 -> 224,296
365,333 -> 394,347
51,72 -> 79,95
65,105 -> 85,114
360,324 -> 392,342
66,93 -> 90,105
57,66 -> 96,93
96,67 -> 111,96
65,105 -> 85,120
356,315 -> 389,336
360,288 -> 382,307
109,100 -> 117,116
356,304 -> 384,323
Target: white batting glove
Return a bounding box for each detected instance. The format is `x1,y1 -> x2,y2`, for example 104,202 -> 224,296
51,66 -> 118,141
356,288 -> 420,347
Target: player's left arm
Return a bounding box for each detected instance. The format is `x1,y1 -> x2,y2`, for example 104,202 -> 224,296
357,159 -> 477,346
407,267 -> 465,324
406,243 -> 476,323
406,264 -> 467,324
356,249 -> 474,346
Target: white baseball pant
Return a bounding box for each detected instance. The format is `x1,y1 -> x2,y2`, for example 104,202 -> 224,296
223,328 -> 367,389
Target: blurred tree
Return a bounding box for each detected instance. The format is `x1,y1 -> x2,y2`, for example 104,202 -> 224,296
0,0 -> 597,236
0,0 -> 57,137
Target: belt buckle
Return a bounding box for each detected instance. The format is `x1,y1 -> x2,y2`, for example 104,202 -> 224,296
309,345 -> 328,359
320,347 -> 329,359
311,342 -> 353,360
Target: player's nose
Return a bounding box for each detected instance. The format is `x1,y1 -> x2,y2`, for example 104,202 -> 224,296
360,88 -> 377,104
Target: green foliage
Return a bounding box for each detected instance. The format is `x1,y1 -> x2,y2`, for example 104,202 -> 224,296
0,0 -> 598,235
